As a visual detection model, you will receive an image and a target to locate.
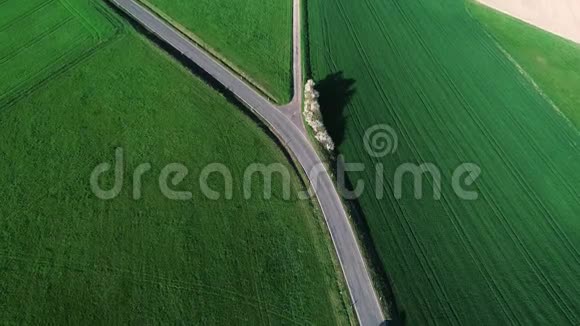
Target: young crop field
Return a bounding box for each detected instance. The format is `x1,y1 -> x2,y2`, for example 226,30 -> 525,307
0,1 -> 351,324
307,0 -> 580,324
469,2 -> 580,130
139,0 -> 292,104
0,0 -> 120,107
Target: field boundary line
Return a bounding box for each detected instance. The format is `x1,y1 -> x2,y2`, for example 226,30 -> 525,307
0,32 -> 90,99
432,21 -> 580,320
0,0 -> 125,109
59,0 -> 102,42
0,17 -> 74,64
0,0 -> 58,32
0,27 -> 124,110
391,6 -> 579,321
465,3 -> 579,137
466,5 -> 580,261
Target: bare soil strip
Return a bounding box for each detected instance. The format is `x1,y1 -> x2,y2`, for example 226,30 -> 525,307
477,0 -> 580,44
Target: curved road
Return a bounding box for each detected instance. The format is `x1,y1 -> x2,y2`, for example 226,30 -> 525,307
110,0 -> 385,324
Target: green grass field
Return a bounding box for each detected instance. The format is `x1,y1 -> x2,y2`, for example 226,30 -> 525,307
307,0 -> 580,324
139,0 -> 292,104
0,0 -> 351,323
0,0 -> 120,107
469,2 -> 580,130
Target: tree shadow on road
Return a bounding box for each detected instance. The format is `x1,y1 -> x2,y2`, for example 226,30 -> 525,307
315,71 -> 356,149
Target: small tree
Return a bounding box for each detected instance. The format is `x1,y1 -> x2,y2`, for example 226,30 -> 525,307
303,80 -> 335,152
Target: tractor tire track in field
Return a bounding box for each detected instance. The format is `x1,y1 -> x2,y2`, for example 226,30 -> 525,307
408,79 -> 545,325
334,0 -> 519,321
0,0 -> 58,32
0,0 -> 124,109
374,3 -> 579,323
0,29 -> 121,110
1,32 -> 90,96
399,86 -> 522,325
0,17 -> 74,64
448,60 -> 580,313
342,1 -> 501,324
108,0 -> 386,324
404,84 -> 524,325
333,1 -> 469,323
59,0 -> 102,42
0,194 -> 303,325
418,35 -> 578,325
0,252 -> 308,325
308,0 -> 580,324
331,0 -> 467,322
320,1 -> 441,320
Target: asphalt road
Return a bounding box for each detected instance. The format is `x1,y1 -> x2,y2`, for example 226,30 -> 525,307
110,0 -> 386,324
279,0 -> 306,132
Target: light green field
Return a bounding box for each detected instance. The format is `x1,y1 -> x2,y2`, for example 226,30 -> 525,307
140,0 -> 292,104
469,2 -> 580,130
0,0 -> 351,323
0,0 -> 120,107
307,0 -> 580,324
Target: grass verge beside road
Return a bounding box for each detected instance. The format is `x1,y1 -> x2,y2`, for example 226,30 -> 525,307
139,0 -> 293,104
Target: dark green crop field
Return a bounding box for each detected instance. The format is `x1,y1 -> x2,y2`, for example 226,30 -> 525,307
469,2 -> 580,130
0,0 -> 350,323
307,0 -> 580,324
140,0 -> 292,104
